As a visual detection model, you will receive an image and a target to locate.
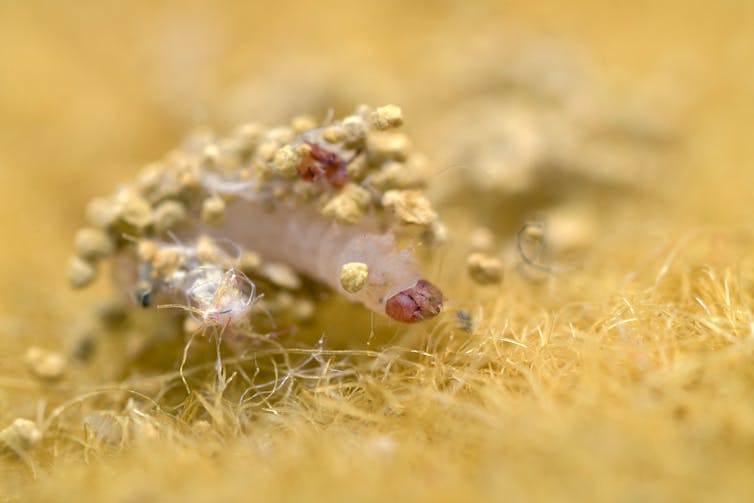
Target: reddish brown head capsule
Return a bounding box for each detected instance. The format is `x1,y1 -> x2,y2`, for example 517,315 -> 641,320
385,279 -> 444,323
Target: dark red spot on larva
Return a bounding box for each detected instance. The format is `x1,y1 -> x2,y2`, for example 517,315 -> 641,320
385,279 -> 444,323
297,142 -> 360,189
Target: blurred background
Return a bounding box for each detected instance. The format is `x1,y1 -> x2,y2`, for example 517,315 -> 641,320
1,1 -> 754,497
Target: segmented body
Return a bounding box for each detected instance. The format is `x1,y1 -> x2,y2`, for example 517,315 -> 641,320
201,200 -> 442,321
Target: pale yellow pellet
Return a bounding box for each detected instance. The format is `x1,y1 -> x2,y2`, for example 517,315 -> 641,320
424,220 -> 449,245
340,262 -> 369,293
256,141 -> 279,162
341,116 -> 368,145
114,190 -> 153,233
292,179 -> 322,202
321,183 -> 372,224
68,256 -> 97,288
151,248 -> 185,279
342,183 -> 372,208
178,169 -> 200,193
466,253 -> 503,285
136,239 -> 157,262
239,251 -> 262,273
153,200 -> 187,233
24,347 -> 66,381
291,115 -> 317,133
74,227 -> 113,260
272,145 -> 300,178
322,196 -> 363,224
293,299 -> 316,322
381,190 -> 437,227
201,196 -> 226,224
85,197 -> 117,229
265,126 -> 295,144
322,126 -> 345,144
234,122 -> 264,145
262,262 -> 302,290
201,144 -> 221,169
366,132 -> 411,163
370,104 -> 404,131
183,317 -> 202,335
195,235 -> 221,262
0,418 -> 42,455
345,154 -> 369,181
295,143 -> 312,158
369,161 -> 412,190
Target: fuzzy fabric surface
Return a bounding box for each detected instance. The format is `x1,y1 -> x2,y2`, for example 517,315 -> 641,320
1,1 -> 753,501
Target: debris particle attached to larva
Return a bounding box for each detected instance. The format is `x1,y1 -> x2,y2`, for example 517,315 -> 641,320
340,262 -> 369,293
68,256 -> 97,289
114,190 -> 153,233
272,145 -> 301,178
321,183 -> 371,224
74,227 -> 113,260
371,104 -> 404,131
153,200 -> 188,233
201,196 -> 227,224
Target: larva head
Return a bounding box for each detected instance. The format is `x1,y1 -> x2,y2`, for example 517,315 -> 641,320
385,279 -> 444,323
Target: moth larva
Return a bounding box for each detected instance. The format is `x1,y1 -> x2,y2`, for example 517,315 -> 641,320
70,105 -> 445,329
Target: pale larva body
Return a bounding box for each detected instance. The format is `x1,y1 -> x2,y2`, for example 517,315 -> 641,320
206,200 -> 422,315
